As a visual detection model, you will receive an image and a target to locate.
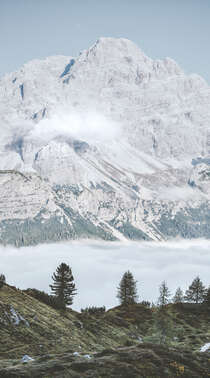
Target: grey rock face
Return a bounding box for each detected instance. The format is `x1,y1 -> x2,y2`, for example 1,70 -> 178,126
0,38 -> 210,245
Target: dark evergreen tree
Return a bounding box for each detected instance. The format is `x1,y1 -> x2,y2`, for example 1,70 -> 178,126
117,271 -> 138,305
184,276 -> 206,304
50,263 -> 77,308
0,274 -> 6,289
157,281 -> 171,307
203,287 -> 210,307
173,287 -> 184,304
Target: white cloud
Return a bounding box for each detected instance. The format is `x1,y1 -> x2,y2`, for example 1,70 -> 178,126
26,110 -> 120,145
1,110 -> 122,167
0,239 -> 210,311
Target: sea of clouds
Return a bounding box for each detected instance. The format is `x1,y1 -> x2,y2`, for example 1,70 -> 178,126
0,239 -> 210,311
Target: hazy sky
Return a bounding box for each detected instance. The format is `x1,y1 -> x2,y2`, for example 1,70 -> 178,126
0,0 -> 210,82
1,240 -> 210,311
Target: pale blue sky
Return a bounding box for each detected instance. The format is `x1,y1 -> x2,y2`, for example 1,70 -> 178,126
0,0 -> 210,82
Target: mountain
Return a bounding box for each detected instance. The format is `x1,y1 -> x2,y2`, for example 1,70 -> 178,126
1,37 -> 210,245
0,284 -> 210,377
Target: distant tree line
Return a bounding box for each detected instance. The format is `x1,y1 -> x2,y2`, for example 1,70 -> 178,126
0,265 -> 210,313
116,272 -> 210,307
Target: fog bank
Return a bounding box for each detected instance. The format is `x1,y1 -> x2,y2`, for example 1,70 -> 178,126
0,239 -> 209,311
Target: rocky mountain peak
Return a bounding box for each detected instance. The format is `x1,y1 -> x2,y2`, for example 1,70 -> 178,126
0,38 -> 210,245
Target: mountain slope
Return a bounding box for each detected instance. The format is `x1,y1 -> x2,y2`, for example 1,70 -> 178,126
0,38 -> 210,244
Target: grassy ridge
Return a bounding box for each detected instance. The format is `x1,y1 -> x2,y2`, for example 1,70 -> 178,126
0,284 -> 210,377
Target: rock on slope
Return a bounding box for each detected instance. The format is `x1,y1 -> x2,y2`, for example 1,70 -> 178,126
0,38 -> 210,245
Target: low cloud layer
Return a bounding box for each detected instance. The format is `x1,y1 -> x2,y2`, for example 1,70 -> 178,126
0,239 -> 210,311
3,110 -> 121,151
29,111 -> 120,144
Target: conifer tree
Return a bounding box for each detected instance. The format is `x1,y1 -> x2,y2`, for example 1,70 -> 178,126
203,287 -> 210,307
184,276 -> 206,304
173,287 -> 184,304
157,281 -> 171,307
154,281 -> 172,344
0,274 -> 6,289
117,271 -> 138,305
50,263 -> 77,308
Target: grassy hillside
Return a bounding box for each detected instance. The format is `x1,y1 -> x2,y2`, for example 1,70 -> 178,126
0,284 -> 210,377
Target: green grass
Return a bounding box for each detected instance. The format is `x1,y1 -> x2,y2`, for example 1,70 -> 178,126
0,285 -> 210,376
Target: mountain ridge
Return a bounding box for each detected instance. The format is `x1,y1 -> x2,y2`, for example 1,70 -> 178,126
0,37 -> 210,245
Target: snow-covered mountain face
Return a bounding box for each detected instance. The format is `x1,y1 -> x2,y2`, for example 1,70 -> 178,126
1,37 -> 210,246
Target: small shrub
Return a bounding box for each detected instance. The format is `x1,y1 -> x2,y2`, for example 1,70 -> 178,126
24,288 -> 64,310
81,306 -> 106,315
140,301 -> 151,308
